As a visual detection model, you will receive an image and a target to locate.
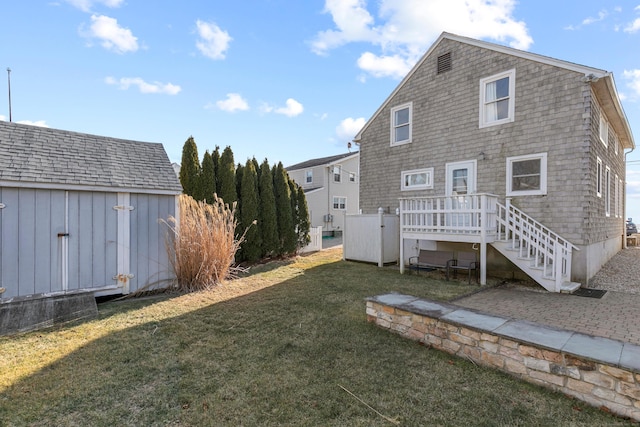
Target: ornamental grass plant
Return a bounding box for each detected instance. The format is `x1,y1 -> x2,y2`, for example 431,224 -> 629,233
165,194 -> 246,292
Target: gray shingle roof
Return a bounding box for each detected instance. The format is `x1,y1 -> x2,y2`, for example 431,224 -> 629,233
285,152 -> 358,171
0,121 -> 182,193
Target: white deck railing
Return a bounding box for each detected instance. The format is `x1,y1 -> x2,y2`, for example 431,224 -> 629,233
496,199 -> 578,292
399,193 -> 499,238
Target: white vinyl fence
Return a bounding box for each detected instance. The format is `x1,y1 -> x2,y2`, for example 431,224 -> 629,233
343,208 -> 399,266
300,226 -> 323,253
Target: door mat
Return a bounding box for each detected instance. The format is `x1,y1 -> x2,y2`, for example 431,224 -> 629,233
573,288 -> 607,299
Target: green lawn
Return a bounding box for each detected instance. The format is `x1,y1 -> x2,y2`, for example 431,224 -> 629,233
0,249 -> 633,426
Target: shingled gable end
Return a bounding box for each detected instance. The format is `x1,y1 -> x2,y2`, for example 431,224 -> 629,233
0,121 -> 182,334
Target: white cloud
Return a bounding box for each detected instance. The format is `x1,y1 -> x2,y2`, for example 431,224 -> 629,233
311,0 -> 377,54
215,93 -> 249,112
311,0 -> 532,79
623,69 -> 640,99
582,10 -> 608,25
625,17 -> 640,33
336,117 -> 366,141
195,20 -> 232,60
65,0 -> 124,12
105,76 -> 181,95
275,98 -> 304,117
0,115 -> 49,127
81,14 -> 138,53
357,52 -> 414,79
16,120 -> 49,127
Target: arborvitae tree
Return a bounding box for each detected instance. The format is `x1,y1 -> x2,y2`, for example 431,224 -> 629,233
234,162 -> 245,261
235,162 -> 244,215
239,159 -> 261,262
296,186 -> 311,249
288,179 -> 299,242
251,157 -> 260,179
273,162 -> 296,255
179,136 -> 201,198
218,146 -> 237,207
200,150 -> 216,203
212,146 -> 221,195
258,159 -> 278,258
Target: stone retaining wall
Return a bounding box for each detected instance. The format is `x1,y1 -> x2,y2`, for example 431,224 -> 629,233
366,294 -> 640,422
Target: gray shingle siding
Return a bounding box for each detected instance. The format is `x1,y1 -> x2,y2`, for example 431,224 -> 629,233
359,37 -> 627,247
0,121 -> 182,192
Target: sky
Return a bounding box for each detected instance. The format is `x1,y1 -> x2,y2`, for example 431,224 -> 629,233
2,0 -> 640,220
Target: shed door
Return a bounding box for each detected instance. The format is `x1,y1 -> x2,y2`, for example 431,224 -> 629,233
66,191 -> 121,293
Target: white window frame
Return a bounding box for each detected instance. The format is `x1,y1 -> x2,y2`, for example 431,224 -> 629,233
596,157 -> 602,198
619,178 -> 623,221
506,153 -> 547,196
599,114 -> 609,148
332,196 -> 346,210
390,102 -> 412,146
605,166 -> 611,217
332,165 -> 341,183
305,170 -> 313,184
615,174 -> 619,218
401,168 -> 434,191
349,172 -> 356,183
479,69 -> 516,128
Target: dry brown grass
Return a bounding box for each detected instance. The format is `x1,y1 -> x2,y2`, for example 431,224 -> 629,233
164,194 -> 247,292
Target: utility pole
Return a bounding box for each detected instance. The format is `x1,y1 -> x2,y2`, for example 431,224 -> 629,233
6,67 -> 12,122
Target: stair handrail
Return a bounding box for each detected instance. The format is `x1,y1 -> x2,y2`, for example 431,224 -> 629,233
496,198 -> 578,292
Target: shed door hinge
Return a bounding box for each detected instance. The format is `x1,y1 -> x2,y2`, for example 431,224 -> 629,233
0,203 -> 5,209
113,205 -> 135,211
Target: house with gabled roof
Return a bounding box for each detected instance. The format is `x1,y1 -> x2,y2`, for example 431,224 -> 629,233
0,121 -> 182,333
353,32 -> 635,292
286,152 -> 359,236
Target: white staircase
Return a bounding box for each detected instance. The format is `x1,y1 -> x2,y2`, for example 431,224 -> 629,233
493,199 -> 581,293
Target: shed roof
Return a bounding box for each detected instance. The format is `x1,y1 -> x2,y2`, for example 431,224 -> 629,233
286,152 -> 359,171
0,121 -> 182,194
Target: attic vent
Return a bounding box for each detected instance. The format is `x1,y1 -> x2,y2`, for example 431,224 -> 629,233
437,52 -> 452,74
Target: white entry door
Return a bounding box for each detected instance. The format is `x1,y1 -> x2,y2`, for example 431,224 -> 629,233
445,160 -> 477,230
446,160 -> 476,196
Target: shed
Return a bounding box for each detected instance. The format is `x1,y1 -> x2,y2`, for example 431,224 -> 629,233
0,121 -> 182,334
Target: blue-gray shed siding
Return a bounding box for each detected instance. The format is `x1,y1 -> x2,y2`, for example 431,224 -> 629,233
129,193 -> 176,291
0,187 -> 176,299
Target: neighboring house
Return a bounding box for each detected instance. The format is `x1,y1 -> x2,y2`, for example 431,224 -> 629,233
0,121 -> 182,333
286,152 -> 359,236
353,32 -> 635,292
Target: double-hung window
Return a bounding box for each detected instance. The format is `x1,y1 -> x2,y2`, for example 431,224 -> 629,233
615,174 -> 619,217
596,157 -> 603,198
401,168 -> 434,191
480,69 -> 515,128
333,165 -> 341,183
332,196 -> 346,210
599,114 -> 609,148
305,170 -> 313,184
506,153 -> 547,196
605,166 -> 611,217
390,102 -> 412,145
